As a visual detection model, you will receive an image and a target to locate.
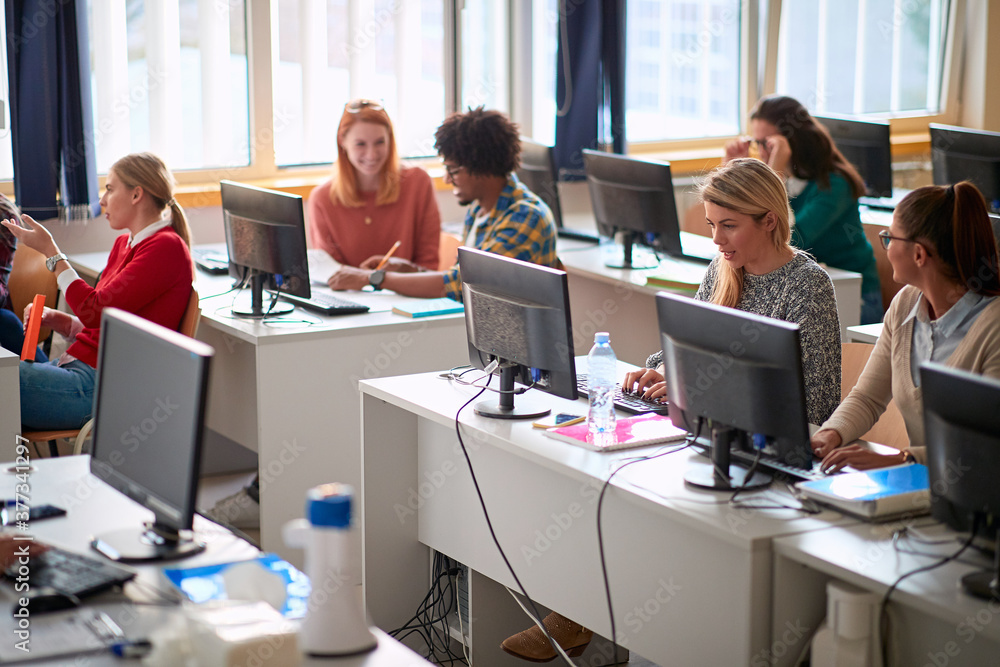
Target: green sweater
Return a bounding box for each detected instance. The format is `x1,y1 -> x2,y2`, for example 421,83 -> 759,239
789,173 -> 880,296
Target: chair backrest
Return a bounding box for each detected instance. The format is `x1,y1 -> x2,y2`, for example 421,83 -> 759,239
438,232 -> 462,271
862,222 -> 902,310
841,342 -> 908,451
8,245 -> 59,342
178,289 -> 201,338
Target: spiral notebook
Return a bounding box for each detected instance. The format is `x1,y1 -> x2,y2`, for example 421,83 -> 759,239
543,413 -> 687,452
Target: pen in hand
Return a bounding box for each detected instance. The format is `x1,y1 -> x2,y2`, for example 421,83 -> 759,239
374,240 -> 402,271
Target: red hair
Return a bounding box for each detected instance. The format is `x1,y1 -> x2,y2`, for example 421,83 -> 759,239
330,102 -> 400,207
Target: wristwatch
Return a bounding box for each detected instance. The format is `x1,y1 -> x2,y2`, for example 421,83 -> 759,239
368,269 -> 385,291
45,253 -> 69,272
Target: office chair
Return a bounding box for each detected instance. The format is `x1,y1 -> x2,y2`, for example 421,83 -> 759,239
8,245 -> 60,353
841,342 -> 908,451
22,288 -> 202,457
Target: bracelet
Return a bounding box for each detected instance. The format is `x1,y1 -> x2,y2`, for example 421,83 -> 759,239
901,449 -> 916,464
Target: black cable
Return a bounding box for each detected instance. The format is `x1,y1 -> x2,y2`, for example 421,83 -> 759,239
595,418 -> 702,663
452,377 -> 574,666
880,516 -> 979,666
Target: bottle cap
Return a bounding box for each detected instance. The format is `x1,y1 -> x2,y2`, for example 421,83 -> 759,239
306,483 -> 353,529
594,332 -> 610,344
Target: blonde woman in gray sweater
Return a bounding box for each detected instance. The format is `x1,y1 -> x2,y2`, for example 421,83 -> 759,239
815,181 -> 1000,472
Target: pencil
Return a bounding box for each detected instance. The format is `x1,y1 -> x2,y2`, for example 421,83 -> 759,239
374,240 -> 402,270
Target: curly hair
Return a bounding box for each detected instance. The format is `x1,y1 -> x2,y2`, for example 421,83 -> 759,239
433,107 -> 520,177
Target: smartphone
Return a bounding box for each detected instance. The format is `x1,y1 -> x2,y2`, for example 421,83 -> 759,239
532,413 -> 585,429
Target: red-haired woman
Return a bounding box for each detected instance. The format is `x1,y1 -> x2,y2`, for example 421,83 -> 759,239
308,100 -> 440,280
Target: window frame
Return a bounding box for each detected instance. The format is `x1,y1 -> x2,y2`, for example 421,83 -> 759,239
0,0 -> 974,196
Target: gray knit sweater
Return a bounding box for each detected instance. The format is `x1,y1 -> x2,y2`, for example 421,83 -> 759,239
647,251 -> 842,424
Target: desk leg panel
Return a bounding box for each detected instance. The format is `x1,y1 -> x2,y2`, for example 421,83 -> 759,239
415,418 -> 770,666
566,273 -> 658,367
254,321 -> 467,568
1,348 -> 20,456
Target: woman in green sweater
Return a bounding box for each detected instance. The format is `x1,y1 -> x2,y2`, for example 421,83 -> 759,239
813,181 -> 1000,471
725,95 -> 882,324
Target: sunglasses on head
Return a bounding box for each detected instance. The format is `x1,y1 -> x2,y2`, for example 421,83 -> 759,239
345,99 -> 384,113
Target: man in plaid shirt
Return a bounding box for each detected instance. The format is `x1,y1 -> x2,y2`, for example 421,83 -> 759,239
327,107 -> 557,300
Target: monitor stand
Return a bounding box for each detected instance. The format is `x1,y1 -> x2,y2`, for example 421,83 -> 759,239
232,271 -> 294,318
962,530 -> 1000,601
603,231 -> 660,270
92,522 -> 206,562
474,364 -> 551,420
685,424 -> 771,491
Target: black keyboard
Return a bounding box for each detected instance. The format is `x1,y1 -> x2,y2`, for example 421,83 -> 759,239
5,545 -> 136,599
191,248 -> 229,274
267,290 -> 370,315
689,439 -> 827,483
576,375 -> 670,415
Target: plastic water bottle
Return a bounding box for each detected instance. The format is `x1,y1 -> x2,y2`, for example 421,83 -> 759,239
587,332 -> 617,445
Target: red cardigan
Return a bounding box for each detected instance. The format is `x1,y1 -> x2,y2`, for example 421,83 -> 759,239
65,228 -> 193,368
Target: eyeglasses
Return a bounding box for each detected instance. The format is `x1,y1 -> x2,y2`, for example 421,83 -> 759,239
877,229 -> 924,251
443,164 -> 464,180
345,99 -> 384,113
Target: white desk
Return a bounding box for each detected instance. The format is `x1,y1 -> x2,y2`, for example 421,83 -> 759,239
66,251 -> 470,568
558,242 -> 863,365
359,366 -> 857,665
1,347 -> 18,456
0,455 -> 432,665
772,521 -> 1000,667
847,322 -> 884,343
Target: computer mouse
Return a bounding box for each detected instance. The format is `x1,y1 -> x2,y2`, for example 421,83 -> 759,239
14,587 -> 80,615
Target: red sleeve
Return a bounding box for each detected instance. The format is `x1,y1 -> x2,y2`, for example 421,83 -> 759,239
307,181 -> 347,264
409,168 -> 442,271
65,233 -> 192,327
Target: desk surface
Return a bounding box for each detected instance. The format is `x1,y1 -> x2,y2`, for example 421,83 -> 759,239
0,456 -> 431,665
359,365 -> 860,665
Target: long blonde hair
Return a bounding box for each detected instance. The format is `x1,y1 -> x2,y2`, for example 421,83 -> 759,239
698,158 -> 793,308
111,152 -> 191,248
330,101 -> 401,207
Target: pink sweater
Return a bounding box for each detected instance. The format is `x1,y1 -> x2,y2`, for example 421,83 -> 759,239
307,166 -> 441,270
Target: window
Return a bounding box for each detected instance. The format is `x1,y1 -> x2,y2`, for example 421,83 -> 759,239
461,1 -> 509,115
273,0 -> 446,166
776,0 -> 950,116
88,0 -> 250,173
530,0 -> 558,146
0,10 -> 13,181
626,0 -> 741,142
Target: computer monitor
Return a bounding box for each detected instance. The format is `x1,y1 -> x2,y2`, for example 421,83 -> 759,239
930,124 -> 1000,213
89,308 -> 214,562
582,149 -> 682,269
656,292 -> 812,490
921,362 -> 1000,600
814,115 -> 893,198
517,138 -> 564,230
458,247 -> 577,419
220,180 -> 311,318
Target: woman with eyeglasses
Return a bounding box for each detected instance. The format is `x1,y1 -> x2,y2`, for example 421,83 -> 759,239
724,95 -> 882,324
813,181 -> 1000,472
308,99 -> 441,280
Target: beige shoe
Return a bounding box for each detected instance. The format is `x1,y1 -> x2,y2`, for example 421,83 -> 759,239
500,612 -> 593,662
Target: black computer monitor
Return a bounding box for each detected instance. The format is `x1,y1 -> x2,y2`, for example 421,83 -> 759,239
921,362 -> 1000,600
458,247 -> 577,419
582,149 -> 681,269
657,292 -> 812,490
220,180 -> 311,318
89,308 -> 214,562
814,114 -> 893,198
517,138 -> 564,230
930,124 -> 1000,212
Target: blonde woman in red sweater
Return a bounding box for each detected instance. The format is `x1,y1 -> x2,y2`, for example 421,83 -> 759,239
0,152 -> 193,430
308,99 -> 441,280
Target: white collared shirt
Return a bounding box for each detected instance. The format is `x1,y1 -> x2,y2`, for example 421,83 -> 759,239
906,290 -> 997,386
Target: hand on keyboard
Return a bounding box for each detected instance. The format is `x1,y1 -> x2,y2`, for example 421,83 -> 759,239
621,367 -> 668,403
0,534 -> 47,569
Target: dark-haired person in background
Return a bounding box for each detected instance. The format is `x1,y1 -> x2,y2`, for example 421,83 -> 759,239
725,95 -> 882,324
0,193 -> 22,312
814,182 -> 1000,471
327,106 -> 558,298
